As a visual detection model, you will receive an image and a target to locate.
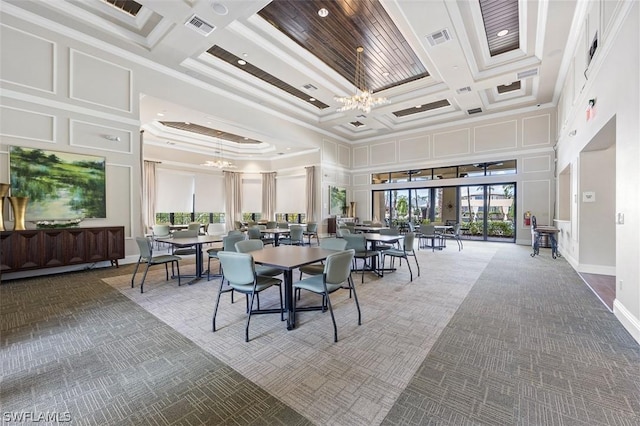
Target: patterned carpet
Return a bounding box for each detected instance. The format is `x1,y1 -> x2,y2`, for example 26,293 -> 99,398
1,241 -> 639,425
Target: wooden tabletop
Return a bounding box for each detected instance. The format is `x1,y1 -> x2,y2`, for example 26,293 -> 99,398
362,233 -> 403,243
250,245 -> 338,270
155,235 -> 223,245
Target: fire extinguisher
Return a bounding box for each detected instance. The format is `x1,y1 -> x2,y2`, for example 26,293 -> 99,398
524,211 -> 531,226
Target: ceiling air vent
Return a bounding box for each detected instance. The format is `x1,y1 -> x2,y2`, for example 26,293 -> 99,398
185,15 -> 215,36
456,86 -> 472,94
302,83 -> 318,91
517,68 -> 538,79
467,108 -> 482,115
426,28 -> 452,46
350,121 -> 365,128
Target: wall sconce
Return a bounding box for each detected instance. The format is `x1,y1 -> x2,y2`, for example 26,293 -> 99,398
103,135 -> 121,142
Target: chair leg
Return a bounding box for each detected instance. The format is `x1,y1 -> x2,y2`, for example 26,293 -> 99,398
349,276 -> 362,326
245,289 -> 257,342
413,253 -> 420,277
131,258 -> 142,288
405,255 -> 413,282
140,263 -> 151,293
175,261 -> 181,286
324,290 -> 338,343
380,254 -> 386,278
165,263 -> 169,281
212,278 -> 225,332
278,285 -> 284,321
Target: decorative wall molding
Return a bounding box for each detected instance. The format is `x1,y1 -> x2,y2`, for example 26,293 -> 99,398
473,120 -> 517,153
0,23 -> 57,95
0,105 -> 56,143
69,49 -> 133,113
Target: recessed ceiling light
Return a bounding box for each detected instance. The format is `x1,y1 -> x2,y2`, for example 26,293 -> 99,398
242,53 -> 248,57
382,71 -> 390,77
237,59 -> 247,65
497,29 -> 509,37
415,105 -> 422,108
309,97 -> 316,102
210,1 -> 228,15
185,121 -> 190,125
286,147 -> 291,150
156,112 -> 164,116
318,8 -> 328,17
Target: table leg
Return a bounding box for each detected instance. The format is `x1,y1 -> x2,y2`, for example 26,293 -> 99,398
284,270 -> 294,330
274,233 -> 280,247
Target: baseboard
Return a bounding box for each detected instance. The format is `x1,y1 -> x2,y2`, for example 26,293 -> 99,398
577,264 -> 616,275
613,299 -> 640,345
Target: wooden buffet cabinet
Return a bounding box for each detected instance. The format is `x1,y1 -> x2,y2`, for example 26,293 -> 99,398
0,226 -> 125,275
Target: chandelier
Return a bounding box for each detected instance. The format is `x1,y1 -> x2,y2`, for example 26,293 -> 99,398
202,139 -> 235,169
335,46 -> 388,114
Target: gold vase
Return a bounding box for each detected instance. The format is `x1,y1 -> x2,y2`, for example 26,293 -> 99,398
9,196 -> 29,231
0,183 -> 9,232
349,201 -> 356,217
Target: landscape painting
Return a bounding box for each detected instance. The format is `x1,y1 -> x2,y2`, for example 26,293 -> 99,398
329,185 -> 347,215
9,146 -> 106,220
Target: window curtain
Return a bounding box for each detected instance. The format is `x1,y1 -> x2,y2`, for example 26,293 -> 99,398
305,166 -> 316,222
143,160 -> 157,233
262,172 -> 276,220
224,171 -> 242,232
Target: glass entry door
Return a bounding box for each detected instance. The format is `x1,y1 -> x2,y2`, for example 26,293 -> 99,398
458,183 -> 515,241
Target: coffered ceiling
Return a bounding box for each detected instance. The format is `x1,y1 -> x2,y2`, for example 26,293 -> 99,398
2,0 -> 580,161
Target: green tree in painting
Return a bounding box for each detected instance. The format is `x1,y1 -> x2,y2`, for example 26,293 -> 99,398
9,146 -> 106,218
329,186 -> 347,215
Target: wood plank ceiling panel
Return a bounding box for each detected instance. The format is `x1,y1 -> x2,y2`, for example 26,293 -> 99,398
479,0 -> 520,56
258,0 -> 429,93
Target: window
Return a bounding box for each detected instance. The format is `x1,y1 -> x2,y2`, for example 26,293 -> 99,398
372,160 -> 516,184
275,213 -> 306,223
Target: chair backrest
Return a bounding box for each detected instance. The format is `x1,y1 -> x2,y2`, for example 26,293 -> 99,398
173,229 -> 198,239
152,224 -> 170,238
277,222 -> 289,229
247,227 -> 262,239
289,225 -> 304,241
452,223 -> 461,235
228,230 -> 244,236
379,228 -> 398,236
420,224 -> 435,235
135,236 -> 152,259
234,221 -> 244,230
342,234 -> 366,251
257,224 -> 267,230
217,251 -> 255,286
266,221 -> 277,229
336,227 -> 351,237
403,232 -> 415,250
206,223 -> 226,236
223,234 -> 246,251
324,249 -> 355,285
235,239 -> 264,253
408,222 -> 415,232
306,222 -> 317,232
531,215 -> 537,229
362,220 -> 373,226
320,238 -> 348,251
187,222 -> 201,232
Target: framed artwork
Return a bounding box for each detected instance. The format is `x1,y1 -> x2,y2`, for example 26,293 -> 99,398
329,185 -> 347,215
9,146 -> 106,220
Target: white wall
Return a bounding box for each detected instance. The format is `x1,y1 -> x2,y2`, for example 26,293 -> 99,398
556,1 -> 639,343
349,109 -> 557,244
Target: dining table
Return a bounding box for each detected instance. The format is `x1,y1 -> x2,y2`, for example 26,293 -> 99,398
259,227 -> 291,246
154,234 -> 223,284
250,245 -> 339,330
362,233 -> 404,275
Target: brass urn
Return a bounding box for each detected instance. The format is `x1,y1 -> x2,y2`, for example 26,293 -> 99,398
8,196 -> 29,231
0,183 -> 9,232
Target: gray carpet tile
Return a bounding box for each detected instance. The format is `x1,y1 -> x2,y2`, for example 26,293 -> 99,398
2,242 -> 639,426
0,269 -> 311,426
382,245 -> 640,426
